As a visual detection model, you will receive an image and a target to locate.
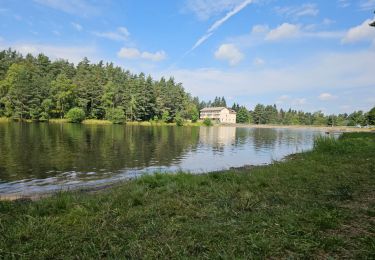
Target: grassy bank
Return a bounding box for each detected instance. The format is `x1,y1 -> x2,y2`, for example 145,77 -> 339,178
0,133 -> 374,258
48,119 -> 112,125
4,118 -> 203,126
126,121 -> 203,127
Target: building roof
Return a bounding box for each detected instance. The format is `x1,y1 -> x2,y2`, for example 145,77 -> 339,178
200,107 -> 237,114
200,107 -> 226,112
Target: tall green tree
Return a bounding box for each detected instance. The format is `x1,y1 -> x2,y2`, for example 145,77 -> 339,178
253,104 -> 265,124
367,107 -> 375,125
236,107 -> 250,123
51,73 -> 76,118
2,63 -> 44,119
347,111 -> 366,126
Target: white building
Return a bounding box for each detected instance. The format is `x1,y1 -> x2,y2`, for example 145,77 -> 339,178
200,107 -> 237,124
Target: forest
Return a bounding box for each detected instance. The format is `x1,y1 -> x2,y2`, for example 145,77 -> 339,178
0,49 -> 199,123
231,103 -> 375,127
0,48 -> 374,126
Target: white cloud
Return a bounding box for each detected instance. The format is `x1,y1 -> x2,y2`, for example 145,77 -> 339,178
253,23 -> 344,42
0,42 -> 97,64
253,57 -> 265,66
185,0 -> 246,20
190,0 -> 253,51
71,22 -> 83,31
275,4 -> 319,18
319,93 -> 337,101
338,0 -> 351,8
227,24 -> 344,49
251,24 -> 269,34
304,30 -> 345,39
117,48 -> 166,62
52,30 -> 61,36
214,44 -> 244,66
33,0 -> 98,16
161,50 -> 375,104
265,23 -> 301,41
322,18 -> 335,26
117,48 -> 140,59
294,98 -> 307,105
93,27 -> 130,42
342,19 -> 375,43
276,95 -> 291,104
276,95 -> 307,106
359,0 -> 375,10
141,51 -> 167,62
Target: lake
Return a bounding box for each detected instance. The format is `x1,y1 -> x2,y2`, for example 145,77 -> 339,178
0,123 -> 324,195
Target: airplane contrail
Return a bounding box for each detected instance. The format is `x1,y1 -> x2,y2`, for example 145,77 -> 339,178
190,0 -> 253,52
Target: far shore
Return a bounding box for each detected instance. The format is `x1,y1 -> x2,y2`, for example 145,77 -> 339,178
230,123 -> 375,132
1,117 -> 374,132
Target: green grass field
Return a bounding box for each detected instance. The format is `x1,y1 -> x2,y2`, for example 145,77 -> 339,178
0,133 -> 374,258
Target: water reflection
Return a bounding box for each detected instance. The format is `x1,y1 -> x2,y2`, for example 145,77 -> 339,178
0,123 -> 199,180
0,123 -> 322,195
199,127 -> 236,153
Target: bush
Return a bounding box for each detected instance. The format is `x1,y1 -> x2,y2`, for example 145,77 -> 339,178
66,107 -> 86,123
162,111 -> 171,123
106,108 -> 125,124
191,114 -> 199,123
203,118 -> 213,126
191,107 -> 199,123
152,115 -> 159,123
175,112 -> 184,126
39,112 -> 50,122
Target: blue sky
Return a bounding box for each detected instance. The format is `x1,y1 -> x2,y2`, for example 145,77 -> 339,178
0,0 -> 375,114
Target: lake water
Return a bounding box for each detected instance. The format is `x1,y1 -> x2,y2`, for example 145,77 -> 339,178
0,123 -> 324,195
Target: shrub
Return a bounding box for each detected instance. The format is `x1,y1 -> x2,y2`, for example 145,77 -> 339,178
191,107 -> 199,123
203,118 -> 213,126
106,108 -> 125,124
162,111 -> 171,123
175,112 -> 184,126
66,107 -> 86,123
152,115 -> 159,123
39,112 -> 50,122
191,114 -> 199,123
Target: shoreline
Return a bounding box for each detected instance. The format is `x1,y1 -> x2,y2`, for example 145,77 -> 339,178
230,123 -> 375,132
0,164 -> 267,201
1,117 -> 374,131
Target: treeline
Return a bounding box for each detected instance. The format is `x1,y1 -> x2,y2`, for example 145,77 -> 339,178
232,103 -> 375,126
199,96 -> 227,108
0,49 -> 374,126
0,49 -> 200,123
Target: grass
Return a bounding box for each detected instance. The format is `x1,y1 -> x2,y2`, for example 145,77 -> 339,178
1,118 -> 203,126
126,121 -> 203,127
48,118 -> 69,124
82,119 -> 112,125
0,133 -> 374,258
49,119 -> 112,125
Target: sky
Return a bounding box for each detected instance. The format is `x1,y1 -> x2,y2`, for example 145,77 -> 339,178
0,0 -> 375,114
